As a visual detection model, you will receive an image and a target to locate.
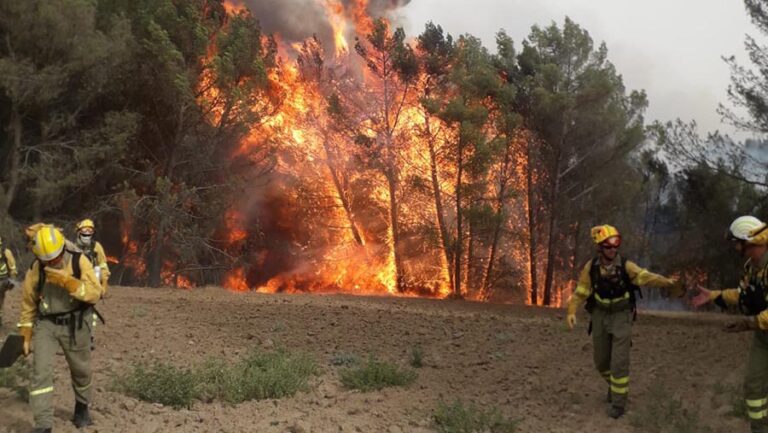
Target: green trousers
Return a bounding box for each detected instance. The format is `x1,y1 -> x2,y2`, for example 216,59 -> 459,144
591,308 -> 632,408
0,278 -> 11,326
0,288 -> 5,327
745,331 -> 768,433
30,317 -> 92,429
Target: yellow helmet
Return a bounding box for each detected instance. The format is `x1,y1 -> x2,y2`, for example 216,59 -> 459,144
32,226 -> 66,262
76,219 -> 95,234
591,224 -> 621,246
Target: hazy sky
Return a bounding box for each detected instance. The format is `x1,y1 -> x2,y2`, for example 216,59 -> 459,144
398,0 -> 755,138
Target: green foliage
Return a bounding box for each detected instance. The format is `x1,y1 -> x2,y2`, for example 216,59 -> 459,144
409,346 -> 424,368
340,357 -> 417,391
433,400 -> 519,433
629,384 -> 712,433
198,350 -> 317,403
115,351 -> 318,408
115,361 -> 198,409
329,352 -> 361,367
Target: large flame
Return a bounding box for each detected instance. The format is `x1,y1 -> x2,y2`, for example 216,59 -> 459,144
108,0 -> 567,306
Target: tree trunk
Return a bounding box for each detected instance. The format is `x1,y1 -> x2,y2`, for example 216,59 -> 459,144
466,203 -> 476,295
571,215 -> 583,280
453,137 -> 465,298
387,169 -> 406,292
148,211 -> 166,287
424,113 -> 454,291
482,139 -> 512,300
149,105 -> 186,287
527,138 -> 539,305
543,148 -> 563,306
323,136 -> 364,246
2,106 -> 22,215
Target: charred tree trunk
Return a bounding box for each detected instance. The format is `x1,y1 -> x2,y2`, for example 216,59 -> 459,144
424,114 -> 455,291
481,139 -> 513,300
148,217 -> 166,287
453,137 -> 465,298
386,168 -> 405,292
526,138 -> 539,305
323,136 -> 364,246
543,147 -> 564,306
466,204 -> 476,295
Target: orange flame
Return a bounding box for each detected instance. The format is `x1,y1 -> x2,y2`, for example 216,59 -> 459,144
224,268 -> 250,292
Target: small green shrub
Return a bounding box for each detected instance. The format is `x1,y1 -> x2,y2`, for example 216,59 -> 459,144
433,400 -> 519,433
115,361 -> 197,409
409,346 -> 424,368
206,350 -> 318,403
340,357 -> 417,391
329,352 -> 360,367
116,350 -> 318,408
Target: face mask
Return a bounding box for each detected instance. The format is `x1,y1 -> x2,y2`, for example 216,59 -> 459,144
79,233 -> 93,245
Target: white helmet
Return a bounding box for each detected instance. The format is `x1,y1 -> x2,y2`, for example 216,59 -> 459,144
728,216 -> 766,241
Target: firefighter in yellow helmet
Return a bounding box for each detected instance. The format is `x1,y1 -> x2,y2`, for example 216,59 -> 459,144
75,219 -> 110,295
692,216 -> 768,433
566,224 -> 685,419
0,235 -> 18,328
17,225 -> 102,432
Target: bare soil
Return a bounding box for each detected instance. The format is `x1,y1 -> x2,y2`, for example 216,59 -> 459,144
0,286 -> 752,433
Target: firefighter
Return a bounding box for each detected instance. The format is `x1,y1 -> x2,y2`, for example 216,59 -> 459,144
566,224 -> 685,419
17,225 -> 102,432
75,219 -> 110,294
0,236 -> 18,328
692,216 -> 768,433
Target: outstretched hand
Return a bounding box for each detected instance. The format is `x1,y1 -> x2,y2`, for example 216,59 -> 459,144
566,314 -> 577,330
690,285 -> 712,309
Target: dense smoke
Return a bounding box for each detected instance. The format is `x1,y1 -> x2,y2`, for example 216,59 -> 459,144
241,0 -> 412,51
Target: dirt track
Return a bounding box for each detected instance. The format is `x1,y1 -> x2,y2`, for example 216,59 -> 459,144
0,286 -> 753,432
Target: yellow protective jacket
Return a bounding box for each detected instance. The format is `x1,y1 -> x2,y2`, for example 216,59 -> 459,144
17,252 -> 102,329
0,248 -> 17,279
708,253 -> 768,330
567,255 -> 679,316
76,240 -> 110,288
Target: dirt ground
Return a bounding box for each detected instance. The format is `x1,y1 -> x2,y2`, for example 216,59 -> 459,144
0,286 -> 753,433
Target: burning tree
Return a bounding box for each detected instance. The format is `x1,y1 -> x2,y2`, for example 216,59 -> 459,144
1,0 -> 692,306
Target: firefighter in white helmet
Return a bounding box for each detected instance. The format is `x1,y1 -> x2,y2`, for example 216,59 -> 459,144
692,216 -> 768,433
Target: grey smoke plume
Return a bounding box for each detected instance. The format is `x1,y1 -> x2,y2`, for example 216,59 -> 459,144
242,0 -> 412,51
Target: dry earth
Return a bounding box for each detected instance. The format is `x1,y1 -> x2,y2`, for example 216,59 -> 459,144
0,286 -> 753,433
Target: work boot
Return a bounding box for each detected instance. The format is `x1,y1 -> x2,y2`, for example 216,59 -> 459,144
31,428 -> 52,433
73,401 -> 93,428
609,405 -> 625,419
